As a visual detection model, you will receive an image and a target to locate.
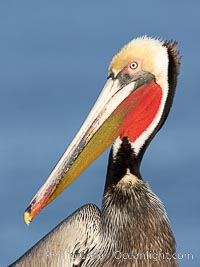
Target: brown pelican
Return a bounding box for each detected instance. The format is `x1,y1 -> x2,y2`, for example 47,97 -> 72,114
9,36 -> 180,267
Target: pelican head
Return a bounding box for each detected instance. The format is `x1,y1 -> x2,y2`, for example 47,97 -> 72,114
24,36 -> 179,224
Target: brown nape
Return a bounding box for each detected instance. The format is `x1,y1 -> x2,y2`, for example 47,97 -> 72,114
163,40 -> 180,80
163,40 -> 180,116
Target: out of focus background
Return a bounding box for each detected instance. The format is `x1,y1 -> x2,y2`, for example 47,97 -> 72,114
0,1 -> 199,266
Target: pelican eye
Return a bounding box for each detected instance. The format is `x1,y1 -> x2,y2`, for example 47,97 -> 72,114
130,62 -> 138,69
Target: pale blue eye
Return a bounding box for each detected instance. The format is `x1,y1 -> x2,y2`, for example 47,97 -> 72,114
130,62 -> 138,69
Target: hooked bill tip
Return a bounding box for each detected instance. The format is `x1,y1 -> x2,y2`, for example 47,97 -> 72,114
24,207 -> 32,225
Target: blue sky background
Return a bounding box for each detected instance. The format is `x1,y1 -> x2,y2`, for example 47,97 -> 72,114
0,1 -> 199,266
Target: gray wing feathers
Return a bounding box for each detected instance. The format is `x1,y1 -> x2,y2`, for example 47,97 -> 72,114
9,204 -> 101,267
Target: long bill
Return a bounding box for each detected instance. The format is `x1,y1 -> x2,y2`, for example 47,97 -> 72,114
24,74 -> 153,224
